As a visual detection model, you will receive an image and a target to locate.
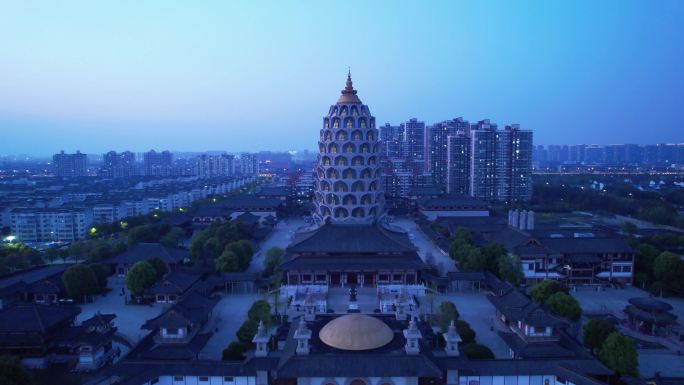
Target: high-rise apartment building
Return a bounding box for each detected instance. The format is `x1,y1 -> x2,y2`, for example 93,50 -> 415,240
403,118 -> 426,174
445,133 -> 471,195
427,117 -> 469,188
468,121 -> 498,201
237,153 -> 259,176
52,150 -> 88,178
10,208 -> 90,242
496,125 -> 533,202
143,150 -> 173,176
196,154 -> 235,179
379,123 -> 404,159
101,151 -> 137,178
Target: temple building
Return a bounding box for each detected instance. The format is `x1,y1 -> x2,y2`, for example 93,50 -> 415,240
280,73 -> 426,288
314,71 -> 384,224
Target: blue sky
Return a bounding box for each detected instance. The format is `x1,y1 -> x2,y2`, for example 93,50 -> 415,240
1,0 -> 682,155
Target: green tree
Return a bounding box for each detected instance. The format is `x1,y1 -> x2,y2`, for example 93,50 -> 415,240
89,263 -> 111,292
531,279 -> 568,303
62,264 -> 99,302
455,320 -> 476,344
437,301 -> 460,332
236,319 -> 259,346
45,247 -> 61,263
545,292 -> 582,321
264,247 -> 284,276
160,227 -> 186,247
225,240 -> 254,270
482,243 -> 506,273
22,248 -> 43,266
599,332 -> 639,377
461,343 -> 494,360
189,231 -> 210,261
125,261 -> 158,296
147,256 -> 168,279
0,356 -> 34,385
248,300 -> 272,325
653,251 -> 679,281
621,221 -> 637,236
582,319 -> 616,355
498,254 -> 523,285
222,341 -> 247,360
216,251 -> 241,272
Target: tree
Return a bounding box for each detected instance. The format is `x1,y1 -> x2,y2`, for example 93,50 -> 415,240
216,251 -> 241,272
68,241 -> 87,262
531,279 -> 568,303
599,332 -> 638,377
125,261 -> 158,296
653,251 -> 679,281
437,301 -> 460,332
222,341 -> 247,360
498,254 -> 523,285
455,320 -> 476,344
582,319 -> 616,354
147,256 -> 168,279
160,227 -> 186,247
236,319 -> 259,346
264,247 -> 284,276
62,264 -> 99,302
127,224 -> 167,246
621,221 -> 637,236
22,248 -> 43,266
225,240 -> 254,270
0,356 -> 34,385
461,343 -> 494,360
89,263 -> 111,292
248,300 -> 272,325
190,231 -> 210,261
545,292 -> 582,321
45,247 -> 61,263
481,243 -> 506,273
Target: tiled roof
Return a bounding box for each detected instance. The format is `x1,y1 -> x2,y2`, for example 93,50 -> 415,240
287,224 -> 415,254
105,243 -> 187,265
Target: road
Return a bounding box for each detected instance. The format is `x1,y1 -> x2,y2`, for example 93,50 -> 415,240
391,217 -> 457,275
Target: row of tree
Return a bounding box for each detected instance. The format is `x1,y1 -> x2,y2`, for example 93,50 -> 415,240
436,301 -> 494,360
530,279 -> 582,321
448,228 -> 523,285
582,319 -> 639,377
631,234 -> 684,296
223,300 -> 273,360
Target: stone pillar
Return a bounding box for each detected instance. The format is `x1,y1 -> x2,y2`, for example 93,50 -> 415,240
304,291 -> 316,321
294,317 -> 312,355
252,320 -> 270,357
443,320 -> 462,356
394,290 -> 408,320
403,316 -> 422,355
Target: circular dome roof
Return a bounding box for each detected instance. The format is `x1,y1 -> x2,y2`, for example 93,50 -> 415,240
319,314 -> 394,351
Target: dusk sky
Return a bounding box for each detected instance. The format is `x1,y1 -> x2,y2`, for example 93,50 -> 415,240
1,1 -> 683,156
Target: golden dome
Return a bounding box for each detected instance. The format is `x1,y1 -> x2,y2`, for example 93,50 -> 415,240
319,314 -> 394,350
337,71 -> 362,104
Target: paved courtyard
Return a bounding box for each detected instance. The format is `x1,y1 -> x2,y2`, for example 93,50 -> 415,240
198,292 -> 262,360
572,285 -> 684,377
437,291 -> 510,359
392,217 -> 456,275
247,218 -> 307,273
571,285 -> 684,321
76,277 -> 163,344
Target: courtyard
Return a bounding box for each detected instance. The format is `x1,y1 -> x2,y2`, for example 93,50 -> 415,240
392,217 -> 457,275
198,292 -> 263,360
76,277 -> 163,345
571,285 -> 684,377
247,218 -> 307,273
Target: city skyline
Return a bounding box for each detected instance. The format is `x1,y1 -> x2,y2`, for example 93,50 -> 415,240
2,1 -> 683,155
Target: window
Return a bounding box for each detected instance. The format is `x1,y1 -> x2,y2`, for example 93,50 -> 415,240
199,377 -> 209,382
315,274 -> 327,282
174,376 -> 184,381
302,274 -> 312,282
166,328 -> 179,335
224,377 -> 234,382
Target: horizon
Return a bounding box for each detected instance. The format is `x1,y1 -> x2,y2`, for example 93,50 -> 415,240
1,1 -> 683,155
